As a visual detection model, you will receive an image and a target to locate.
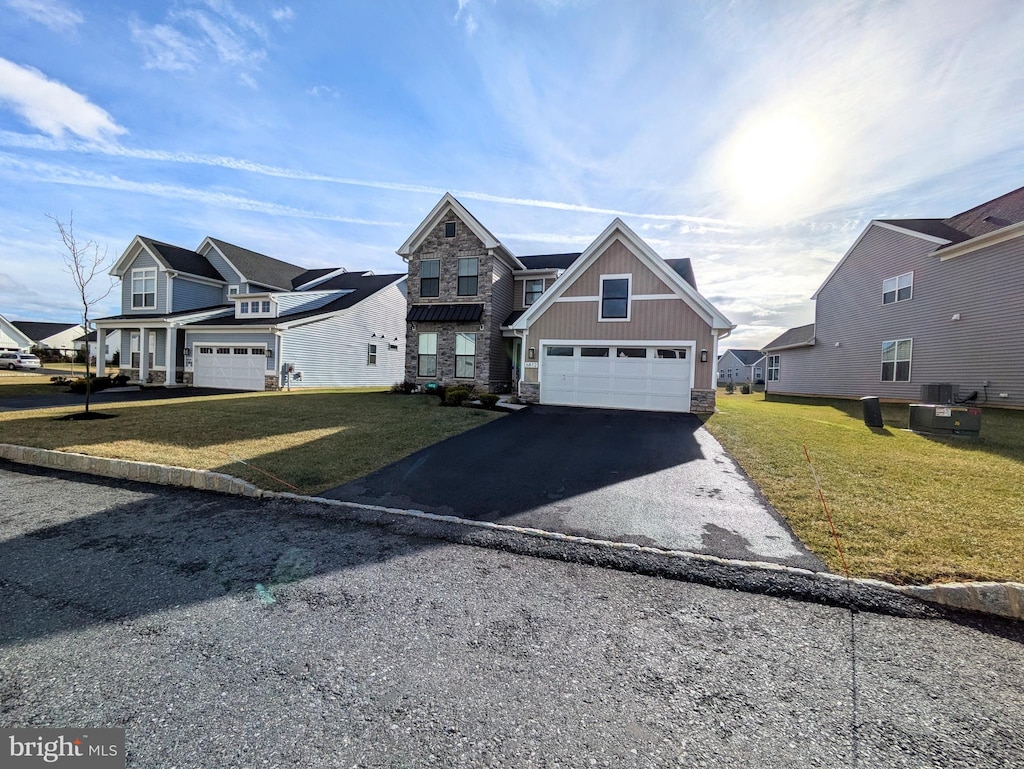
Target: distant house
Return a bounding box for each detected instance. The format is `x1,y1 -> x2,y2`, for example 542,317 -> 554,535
0,314 -> 34,352
763,185 -> 1024,408
9,320 -> 86,353
399,193 -> 734,413
76,329 -> 122,363
94,236 -> 407,390
717,349 -> 766,384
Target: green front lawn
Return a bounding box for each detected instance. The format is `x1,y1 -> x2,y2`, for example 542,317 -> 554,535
0,390 -> 502,494
705,391 -> 1024,584
0,372 -> 65,398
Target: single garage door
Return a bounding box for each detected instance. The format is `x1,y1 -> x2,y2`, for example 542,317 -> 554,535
194,346 -> 267,391
541,344 -> 692,412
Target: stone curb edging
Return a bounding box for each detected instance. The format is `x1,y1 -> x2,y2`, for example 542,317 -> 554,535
2,442 -> 1021,622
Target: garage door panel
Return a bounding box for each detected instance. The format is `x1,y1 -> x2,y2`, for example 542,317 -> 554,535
194,346 -> 266,391
541,343 -> 691,413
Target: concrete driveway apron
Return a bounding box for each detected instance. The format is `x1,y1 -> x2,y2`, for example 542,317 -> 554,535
324,405 -> 825,571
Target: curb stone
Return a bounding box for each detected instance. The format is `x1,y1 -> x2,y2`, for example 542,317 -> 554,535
1,442 -> 1021,622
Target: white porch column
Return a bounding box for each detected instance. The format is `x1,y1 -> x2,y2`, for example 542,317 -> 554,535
96,328 -> 106,377
139,327 -> 149,382
164,326 -> 175,385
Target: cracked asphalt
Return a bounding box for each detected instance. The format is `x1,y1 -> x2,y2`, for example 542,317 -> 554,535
1,462 -> 1022,768
324,406 -> 824,570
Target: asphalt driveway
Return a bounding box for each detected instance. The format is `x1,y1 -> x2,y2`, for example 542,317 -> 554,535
324,406 -> 824,570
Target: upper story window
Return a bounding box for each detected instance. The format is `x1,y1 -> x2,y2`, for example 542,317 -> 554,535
883,272 -> 913,304
457,257 -> 479,296
420,259 -> 440,298
228,285 -> 239,296
235,298 -> 276,318
524,279 -> 544,306
131,268 -> 157,309
444,221 -> 457,238
600,275 -> 630,320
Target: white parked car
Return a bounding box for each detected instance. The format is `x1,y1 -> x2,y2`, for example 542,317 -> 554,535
0,352 -> 42,370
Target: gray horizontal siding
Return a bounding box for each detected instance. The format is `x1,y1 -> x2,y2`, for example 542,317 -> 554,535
120,251 -> 168,314
773,226 -> 1024,407
172,277 -> 224,312
200,246 -> 241,287
280,283 -> 406,388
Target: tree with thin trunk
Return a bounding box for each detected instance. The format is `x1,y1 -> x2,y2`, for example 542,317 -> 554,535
48,213 -> 114,415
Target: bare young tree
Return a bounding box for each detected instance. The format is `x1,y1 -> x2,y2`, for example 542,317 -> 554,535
48,212 -> 115,415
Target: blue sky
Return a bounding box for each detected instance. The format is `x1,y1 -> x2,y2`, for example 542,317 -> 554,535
1,0 -> 1022,349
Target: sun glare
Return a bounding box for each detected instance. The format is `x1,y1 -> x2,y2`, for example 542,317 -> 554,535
722,110 -> 824,220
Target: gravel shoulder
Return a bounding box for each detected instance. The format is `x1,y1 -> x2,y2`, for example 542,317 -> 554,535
1,462 -> 1022,768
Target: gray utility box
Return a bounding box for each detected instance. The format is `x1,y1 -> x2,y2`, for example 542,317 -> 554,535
909,404 -> 982,436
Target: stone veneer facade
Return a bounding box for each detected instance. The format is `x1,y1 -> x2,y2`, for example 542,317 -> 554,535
404,209 -> 512,393
689,389 -> 717,413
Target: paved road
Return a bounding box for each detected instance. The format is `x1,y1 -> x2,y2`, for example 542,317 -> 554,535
1,463 -> 1021,768
325,406 -> 824,570
0,385 -> 247,411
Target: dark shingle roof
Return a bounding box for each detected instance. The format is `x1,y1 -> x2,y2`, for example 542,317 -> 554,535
291,268 -> 338,289
664,258 -> 697,289
876,219 -> 969,244
95,304 -> 232,322
942,184 -> 1024,239
187,274 -> 406,327
138,237 -> 225,281
407,304 -> 484,323
207,238 -> 308,289
762,324 -> 815,352
516,253 -> 582,270
10,320 -> 79,342
502,310 -> 526,326
723,349 -> 765,366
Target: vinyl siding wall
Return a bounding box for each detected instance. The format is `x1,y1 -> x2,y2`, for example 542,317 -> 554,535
772,226 -> 1024,407
561,241 -> 674,298
120,329 -> 168,367
0,321 -> 30,350
489,258 -> 515,386
280,283 -> 406,388
172,277 -> 224,312
121,251 -> 168,314
276,291 -> 341,315
512,276 -> 556,310
199,246 -> 241,295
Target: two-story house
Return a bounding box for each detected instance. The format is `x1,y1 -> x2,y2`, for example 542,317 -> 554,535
717,349 -> 767,385
762,184 -> 1024,408
94,236 -> 407,390
399,194 -> 734,413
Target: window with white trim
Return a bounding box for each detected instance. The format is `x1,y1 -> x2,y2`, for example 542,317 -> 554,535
228,285 -> 239,296
883,272 -> 913,304
131,268 -> 156,309
881,339 -> 912,382
457,258 -> 478,296
455,333 -> 476,378
767,355 -> 780,382
367,343 -> 377,365
600,276 -> 630,320
418,333 -> 437,377
524,279 -> 544,306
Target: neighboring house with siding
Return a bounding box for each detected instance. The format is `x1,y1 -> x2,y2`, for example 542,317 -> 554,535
399,193 -> 733,413
717,349 -> 766,384
9,320 -> 86,353
94,235 -> 406,390
76,329 -> 122,363
762,185 -> 1024,408
0,314 -> 34,351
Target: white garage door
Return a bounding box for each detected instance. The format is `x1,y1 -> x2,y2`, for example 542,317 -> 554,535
194,346 -> 267,391
541,344 -> 692,412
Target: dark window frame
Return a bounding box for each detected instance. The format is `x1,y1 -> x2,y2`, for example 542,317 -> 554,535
444,221 -> 456,238
524,278 -> 544,306
600,276 -> 630,320
420,258 -> 440,298
457,257 -> 479,296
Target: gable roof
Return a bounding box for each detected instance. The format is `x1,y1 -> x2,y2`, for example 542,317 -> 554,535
874,219 -> 968,244
11,320 -> 81,343
203,238 -> 308,290
762,324 -> 815,352
139,237 -> 225,281
397,193 -> 522,268
664,258 -> 697,290
291,267 -> 339,289
722,349 -> 765,366
517,253 -> 582,270
509,218 -> 733,333
942,184 -> 1024,240
0,313 -> 34,348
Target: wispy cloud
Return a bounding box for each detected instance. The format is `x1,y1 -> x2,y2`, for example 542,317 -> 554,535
454,0 -> 477,35
130,21 -> 200,72
306,85 -> 340,99
0,59 -> 126,142
5,0 -> 83,33
271,6 -> 294,22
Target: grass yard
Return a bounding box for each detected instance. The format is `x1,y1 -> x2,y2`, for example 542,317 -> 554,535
0,390 -> 502,495
705,391 -> 1024,584
0,372 -> 65,398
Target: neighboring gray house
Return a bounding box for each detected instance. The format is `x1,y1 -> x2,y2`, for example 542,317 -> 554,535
763,185 -> 1024,408
717,349 -> 766,384
94,236 -> 406,390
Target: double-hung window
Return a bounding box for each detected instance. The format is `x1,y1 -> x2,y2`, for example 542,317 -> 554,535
524,279 -> 544,306
455,333 -> 476,378
881,339 -> 912,382
767,355 -> 780,382
600,276 -> 630,320
131,268 -> 156,309
418,333 -> 437,377
883,272 -> 913,304
457,258 -> 478,296
420,259 -> 440,298
367,343 -> 377,365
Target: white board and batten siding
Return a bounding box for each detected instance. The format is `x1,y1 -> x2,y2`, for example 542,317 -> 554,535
772,225 -> 1024,408
280,283 -> 406,388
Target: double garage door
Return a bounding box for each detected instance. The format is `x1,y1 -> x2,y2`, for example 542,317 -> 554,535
194,346 -> 267,391
541,343 -> 692,413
